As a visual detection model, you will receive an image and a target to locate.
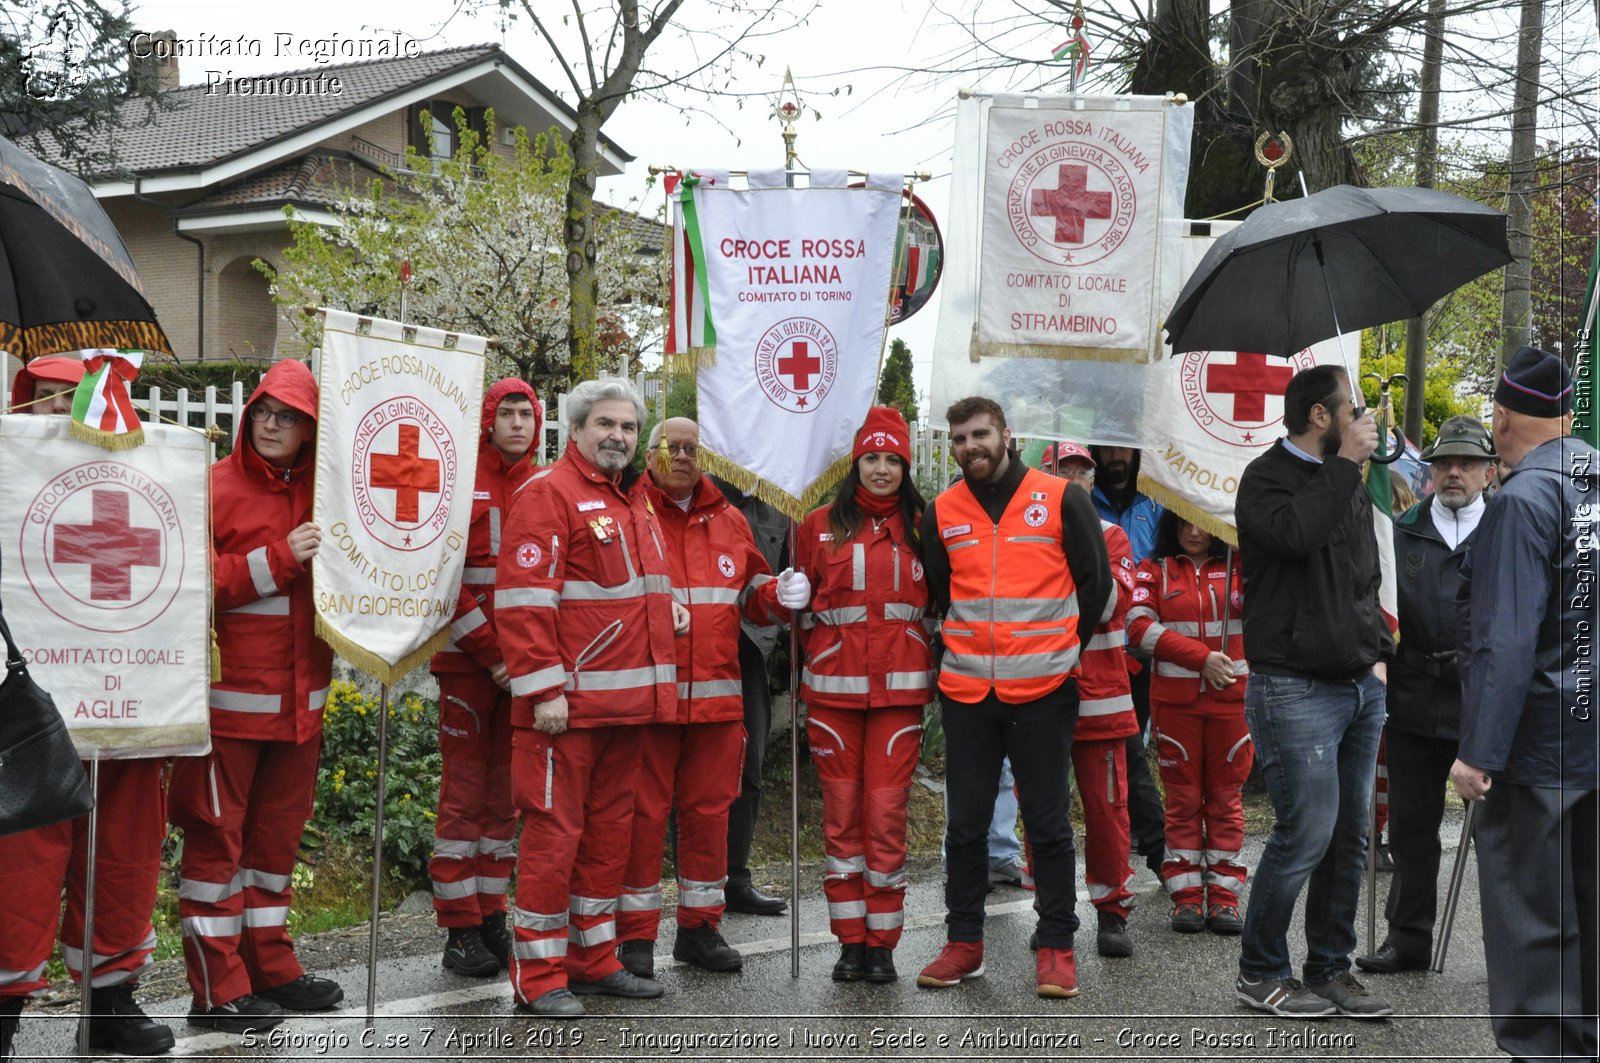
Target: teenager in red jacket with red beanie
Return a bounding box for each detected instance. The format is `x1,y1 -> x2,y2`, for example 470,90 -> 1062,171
760,407 -> 934,985
1125,510 -> 1252,935
427,378 -> 543,977
169,359 -> 341,1033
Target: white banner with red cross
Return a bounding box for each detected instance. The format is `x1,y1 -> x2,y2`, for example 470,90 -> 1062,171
975,94 -> 1191,364
312,309 -> 486,684
0,415 -> 211,757
680,169 -> 905,518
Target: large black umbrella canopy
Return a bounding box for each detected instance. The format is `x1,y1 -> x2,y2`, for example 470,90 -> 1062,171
0,134 -> 171,360
1164,184 -> 1510,358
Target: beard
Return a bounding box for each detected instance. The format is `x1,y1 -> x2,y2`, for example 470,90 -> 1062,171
1436,484 -> 1475,510
1319,418 -> 1343,458
958,440 -> 1007,481
1101,460 -> 1130,485
592,441 -> 631,472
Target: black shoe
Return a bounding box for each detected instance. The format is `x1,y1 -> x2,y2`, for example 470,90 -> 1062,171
481,911 -> 512,969
1206,905 -> 1244,936
255,974 -> 344,1012
443,927 -> 500,978
832,942 -> 866,982
81,983 -> 175,1056
618,939 -> 656,978
568,970 -> 664,999
1028,930 -> 1038,951
1096,910 -> 1134,958
725,883 -> 788,915
1170,902 -> 1206,934
1,996 -> 23,1060
862,947 -> 897,983
515,988 -> 584,1018
1354,941 -> 1430,975
187,994 -> 286,1034
1375,842 -> 1395,873
673,925 -> 743,972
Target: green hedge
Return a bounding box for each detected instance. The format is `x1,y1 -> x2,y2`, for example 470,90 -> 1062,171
136,356 -> 269,397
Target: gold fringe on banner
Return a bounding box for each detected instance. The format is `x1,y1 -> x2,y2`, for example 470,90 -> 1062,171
696,447 -> 852,522
969,340 -> 1153,365
210,630 -> 222,683
67,421 -> 145,450
664,346 -> 717,374
314,617 -> 450,688
1136,473 -> 1239,548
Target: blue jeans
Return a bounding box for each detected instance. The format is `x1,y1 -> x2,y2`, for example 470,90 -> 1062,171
1239,670 -> 1385,983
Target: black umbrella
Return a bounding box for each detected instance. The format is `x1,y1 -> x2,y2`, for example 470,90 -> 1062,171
0,134 -> 171,360
1164,184 -> 1510,359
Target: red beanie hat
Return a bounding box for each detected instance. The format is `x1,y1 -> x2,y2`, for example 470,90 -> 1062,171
11,355 -> 85,409
853,406 -> 912,465
481,377 -> 543,439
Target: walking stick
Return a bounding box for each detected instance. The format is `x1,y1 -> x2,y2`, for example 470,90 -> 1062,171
76,754 -> 101,1060
787,519 -> 802,978
1431,798 -> 1479,973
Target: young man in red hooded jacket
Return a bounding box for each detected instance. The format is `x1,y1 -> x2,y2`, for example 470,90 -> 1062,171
427,378 -> 543,977
0,357 -> 176,1058
169,360 -> 342,1033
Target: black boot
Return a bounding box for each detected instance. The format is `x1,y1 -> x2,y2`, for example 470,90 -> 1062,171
81,983 -> 176,1056
480,911 -> 512,969
442,926 -> 499,977
832,942 -> 866,983
1,997 -> 23,1060
862,947 -> 897,983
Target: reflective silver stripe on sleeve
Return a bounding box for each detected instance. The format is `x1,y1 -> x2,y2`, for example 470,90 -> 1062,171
178,874 -> 242,903
568,923 -> 617,947
1162,620 -> 1201,636
574,665 -> 674,692
489,506 -> 502,557
450,608 -> 489,641
225,597 -> 289,616
510,664 -> 568,696
462,566 -> 498,584
240,868 -> 292,892
883,602 -> 924,621
812,605 -> 868,625
246,547 -> 276,598
209,688 -> 281,714
851,543 -> 865,591
827,900 -> 867,920
1136,620 -> 1168,654
678,679 -> 744,700
1125,605 -> 1159,625
1084,629 -> 1126,652
1155,661 -> 1202,679
1079,694 -> 1134,717
181,915 -> 242,938
497,587 -> 560,610
241,906 -> 289,928
513,907 -> 567,932
432,879 -> 479,900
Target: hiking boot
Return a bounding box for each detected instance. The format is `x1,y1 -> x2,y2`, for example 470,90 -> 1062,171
481,911 -> 512,968
1307,971 -> 1395,1018
916,941 -> 984,988
515,988 -> 584,1019
1170,902 -> 1205,933
256,974 -> 344,1012
618,939 -> 656,979
1235,975 -> 1337,1018
81,983 -> 175,1056
187,994 -> 286,1033
568,970 -> 664,999
1,997 -> 23,1060
1036,947 -> 1079,998
1206,905 -> 1244,936
862,946 -> 897,983
672,925 -> 743,972
832,942 -> 866,983
442,927 -> 499,978
1096,910 -> 1133,958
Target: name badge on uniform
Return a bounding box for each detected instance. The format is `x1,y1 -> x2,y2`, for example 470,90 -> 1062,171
942,523 -> 972,539
577,499 -> 607,512
473,490 -> 492,501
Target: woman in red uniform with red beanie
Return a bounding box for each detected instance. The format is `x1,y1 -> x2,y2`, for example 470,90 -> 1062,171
1125,511 -> 1252,935
761,407 -> 934,984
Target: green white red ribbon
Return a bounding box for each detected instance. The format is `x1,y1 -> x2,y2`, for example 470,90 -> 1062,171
70,348 -> 145,449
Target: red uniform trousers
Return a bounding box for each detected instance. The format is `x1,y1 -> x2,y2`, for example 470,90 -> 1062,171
617,721 -> 745,941
0,758 -> 166,996
806,705 -> 922,949
508,724 -> 641,1003
1151,696 -> 1253,908
430,672 -> 516,928
1019,738 -> 1137,915
169,735 -> 321,1009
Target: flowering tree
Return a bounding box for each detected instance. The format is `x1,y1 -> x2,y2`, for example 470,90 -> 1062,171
262,114 -> 659,392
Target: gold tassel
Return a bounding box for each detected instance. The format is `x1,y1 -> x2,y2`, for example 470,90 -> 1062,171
68,421 -> 146,450
314,616 -> 450,687
969,340 -> 1153,365
1135,474 -> 1240,547
210,630 -> 222,682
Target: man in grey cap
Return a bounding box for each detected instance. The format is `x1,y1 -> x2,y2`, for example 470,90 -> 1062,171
1453,345 -> 1596,1062
1356,415 -> 1496,975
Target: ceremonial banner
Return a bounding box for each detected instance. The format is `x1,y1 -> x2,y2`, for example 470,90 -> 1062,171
682,169 -> 904,517
975,94 -> 1190,363
0,416 -> 210,757
313,309 -> 486,683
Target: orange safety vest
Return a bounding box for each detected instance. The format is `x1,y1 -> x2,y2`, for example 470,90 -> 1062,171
935,467 -> 1081,704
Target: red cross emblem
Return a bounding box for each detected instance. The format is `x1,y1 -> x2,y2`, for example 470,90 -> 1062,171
754,318 -> 839,415
52,489 -> 162,602
1179,349 -> 1318,448
1205,353 -> 1297,422
369,424 -> 442,523
1030,164 -> 1113,244
777,341 -> 823,394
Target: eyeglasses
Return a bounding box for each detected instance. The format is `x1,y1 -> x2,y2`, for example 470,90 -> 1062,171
249,405 -> 303,429
665,443 -> 698,457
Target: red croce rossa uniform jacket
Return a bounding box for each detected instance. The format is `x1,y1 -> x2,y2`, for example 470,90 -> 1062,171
209,360 -> 332,743
760,503 -> 934,711
495,440 -> 678,728
1073,521 -> 1140,741
642,473 -> 780,724
430,378 -> 541,676
1125,552 -> 1248,705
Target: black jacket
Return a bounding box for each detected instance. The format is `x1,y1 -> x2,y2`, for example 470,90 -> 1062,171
1236,440 -> 1394,680
1388,496 -> 1475,740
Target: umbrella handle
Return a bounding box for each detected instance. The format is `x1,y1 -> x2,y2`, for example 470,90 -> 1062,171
1369,427 -> 1407,464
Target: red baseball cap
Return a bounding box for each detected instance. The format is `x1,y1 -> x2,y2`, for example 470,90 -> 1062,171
1040,440 -> 1094,470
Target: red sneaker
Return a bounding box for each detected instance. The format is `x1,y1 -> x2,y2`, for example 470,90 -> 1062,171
915,941 -> 984,988
1036,946 -> 1080,998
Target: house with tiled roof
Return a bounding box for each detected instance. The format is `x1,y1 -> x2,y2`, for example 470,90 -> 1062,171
39,41 -> 650,363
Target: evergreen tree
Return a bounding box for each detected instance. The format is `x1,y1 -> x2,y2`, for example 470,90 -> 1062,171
877,338 -> 919,424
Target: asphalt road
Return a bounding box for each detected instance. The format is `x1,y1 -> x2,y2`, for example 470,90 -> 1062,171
13,806 -> 1504,1062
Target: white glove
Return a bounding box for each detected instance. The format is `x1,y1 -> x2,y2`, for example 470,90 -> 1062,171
776,567 -> 812,610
